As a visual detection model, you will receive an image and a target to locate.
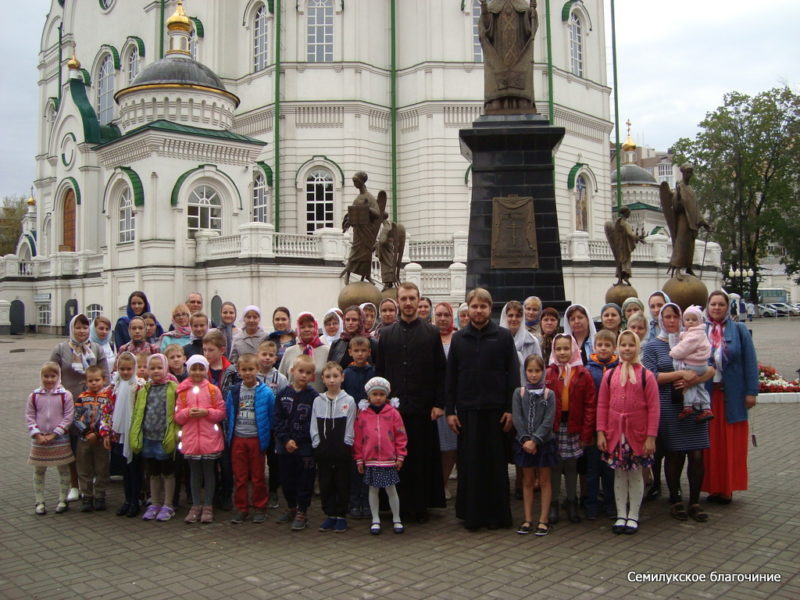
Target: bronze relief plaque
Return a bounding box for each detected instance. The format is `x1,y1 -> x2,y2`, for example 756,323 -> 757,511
491,195 -> 539,269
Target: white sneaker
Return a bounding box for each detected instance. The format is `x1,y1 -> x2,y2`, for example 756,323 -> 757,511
66,487 -> 80,502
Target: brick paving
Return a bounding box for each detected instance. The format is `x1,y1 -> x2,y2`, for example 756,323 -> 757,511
0,333 -> 798,599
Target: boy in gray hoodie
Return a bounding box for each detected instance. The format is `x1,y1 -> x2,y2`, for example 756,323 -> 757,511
311,362 -> 356,532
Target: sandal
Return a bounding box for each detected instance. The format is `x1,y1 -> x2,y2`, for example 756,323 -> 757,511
624,518 -> 639,534
534,522 -> 550,537
670,502 -> 688,521
393,522 -> 404,534
688,504 -> 709,522
370,523 -> 381,535
516,521 -> 533,535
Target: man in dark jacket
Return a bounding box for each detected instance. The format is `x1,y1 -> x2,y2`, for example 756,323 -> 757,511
376,282 -> 447,522
446,287 -> 519,530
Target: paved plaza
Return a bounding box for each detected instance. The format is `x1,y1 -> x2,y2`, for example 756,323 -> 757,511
1,321 -> 798,599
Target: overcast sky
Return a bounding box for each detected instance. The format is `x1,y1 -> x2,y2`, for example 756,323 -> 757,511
1,0 -> 798,199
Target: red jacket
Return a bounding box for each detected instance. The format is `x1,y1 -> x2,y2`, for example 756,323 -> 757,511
545,364 -> 596,445
353,403 -> 408,468
174,379 -> 226,456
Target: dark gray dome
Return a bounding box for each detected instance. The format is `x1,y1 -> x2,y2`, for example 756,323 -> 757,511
614,163 -> 657,185
129,54 -> 226,90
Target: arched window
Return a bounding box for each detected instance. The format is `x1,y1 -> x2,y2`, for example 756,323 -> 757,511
305,168 -> 334,233
127,46 -> 139,83
97,55 -> 115,125
307,0 -> 333,63
253,172 -> 269,223
569,12 -> 583,77
187,185 -> 222,238
472,0 -> 483,62
118,188 -> 135,243
86,304 -> 104,320
62,188 -> 76,251
575,175 -> 588,231
253,4 -> 268,72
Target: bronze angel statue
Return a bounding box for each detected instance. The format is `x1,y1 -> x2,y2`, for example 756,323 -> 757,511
604,206 -> 645,286
375,191 -> 406,291
341,171 -> 382,285
659,163 -> 710,280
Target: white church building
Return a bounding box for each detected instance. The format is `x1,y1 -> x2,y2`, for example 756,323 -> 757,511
0,0 -> 721,333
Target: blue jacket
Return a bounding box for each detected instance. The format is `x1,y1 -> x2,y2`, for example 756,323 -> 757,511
225,382 -> 275,451
343,364 -> 375,402
586,354 -> 620,398
273,385 -> 317,456
705,318 -> 759,424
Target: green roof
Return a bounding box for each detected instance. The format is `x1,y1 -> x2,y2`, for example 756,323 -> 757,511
93,119 -> 266,150
612,202 -> 662,213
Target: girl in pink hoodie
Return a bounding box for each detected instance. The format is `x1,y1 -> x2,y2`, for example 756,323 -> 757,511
174,355 -> 226,524
597,331 -> 659,535
353,377 -> 407,535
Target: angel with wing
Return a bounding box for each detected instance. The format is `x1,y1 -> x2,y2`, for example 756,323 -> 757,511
659,163 -> 710,280
375,191 -> 406,291
604,206 -> 645,286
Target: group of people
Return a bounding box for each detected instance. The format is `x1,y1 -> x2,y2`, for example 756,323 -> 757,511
25,283 -> 758,537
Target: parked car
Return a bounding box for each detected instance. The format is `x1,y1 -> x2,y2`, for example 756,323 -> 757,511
772,302 -> 800,316
767,303 -> 792,317
758,304 -> 778,318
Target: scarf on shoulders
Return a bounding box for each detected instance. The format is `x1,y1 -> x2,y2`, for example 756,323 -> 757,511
111,351 -> 138,463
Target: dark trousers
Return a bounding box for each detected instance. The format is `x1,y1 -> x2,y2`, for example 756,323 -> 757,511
278,453 -> 316,512
214,445 -> 234,509
172,450 -> 192,506
267,438 -> 280,493
317,458 -> 351,517
112,442 -> 142,505
349,461 -> 369,511
584,444 -> 615,515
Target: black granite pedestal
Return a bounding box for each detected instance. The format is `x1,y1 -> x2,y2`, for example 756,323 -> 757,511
459,114 -> 569,312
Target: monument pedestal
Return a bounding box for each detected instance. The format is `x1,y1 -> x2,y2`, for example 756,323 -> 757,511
459,115 -> 568,312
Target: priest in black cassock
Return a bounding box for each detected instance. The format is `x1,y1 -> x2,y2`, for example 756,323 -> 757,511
376,282 -> 447,522
446,287 -> 519,530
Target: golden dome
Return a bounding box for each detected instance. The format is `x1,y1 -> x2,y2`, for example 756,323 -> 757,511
166,0 -> 192,32
67,54 -> 81,70
26,196 -> 36,206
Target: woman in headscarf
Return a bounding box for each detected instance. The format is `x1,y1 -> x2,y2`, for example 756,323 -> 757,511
645,291 -> 670,342
277,312 -> 330,393
702,290 -> 758,505
219,302 -> 239,358
418,297 -> 433,324
268,307 -> 296,369
621,297 -> 645,327
500,300 -> 542,386
598,303 -> 623,339
434,302 -> 458,499
456,302 -> 469,330
642,302 -> 714,521
372,298 -> 398,340
158,304 -> 193,352
50,313 -> 111,502
360,302 -> 378,335
320,308 -> 343,346
114,291 -> 163,347
562,304 -> 597,365
328,305 -> 378,368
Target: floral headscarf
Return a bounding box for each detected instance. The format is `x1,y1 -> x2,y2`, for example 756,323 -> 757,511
296,312 -> 323,356
147,353 -> 170,384
339,306 -> 367,342
549,333 -> 583,380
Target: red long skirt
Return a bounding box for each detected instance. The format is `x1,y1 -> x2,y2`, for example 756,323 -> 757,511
702,388 -> 749,496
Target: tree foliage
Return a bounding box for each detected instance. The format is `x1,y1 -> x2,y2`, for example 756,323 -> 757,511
671,86 -> 800,298
0,196 -> 27,256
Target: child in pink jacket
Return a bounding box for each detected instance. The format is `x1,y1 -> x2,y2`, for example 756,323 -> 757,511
669,305 -> 713,422
597,331 -> 659,535
174,355 -> 226,524
353,377 -> 407,535
26,362 -> 75,515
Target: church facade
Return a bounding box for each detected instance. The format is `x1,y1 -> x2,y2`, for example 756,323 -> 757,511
0,0 -> 720,333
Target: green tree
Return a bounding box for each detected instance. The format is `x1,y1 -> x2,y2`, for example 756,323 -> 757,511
0,196 -> 27,256
671,86 -> 800,299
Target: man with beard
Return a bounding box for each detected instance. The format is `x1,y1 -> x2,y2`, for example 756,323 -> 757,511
446,287 -> 519,530
376,282 -> 447,522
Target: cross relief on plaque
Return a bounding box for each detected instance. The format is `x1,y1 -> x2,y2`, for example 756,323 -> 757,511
491,195 -> 539,269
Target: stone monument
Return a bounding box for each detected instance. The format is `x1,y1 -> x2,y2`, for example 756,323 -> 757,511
659,163 -> 710,309
460,0 -> 567,312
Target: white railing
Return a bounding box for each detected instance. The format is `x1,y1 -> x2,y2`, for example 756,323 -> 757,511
274,233 -> 320,258
408,239 -> 454,262
18,262 -> 33,276
421,271 -> 451,294
587,240 -> 614,260
206,234 -> 242,257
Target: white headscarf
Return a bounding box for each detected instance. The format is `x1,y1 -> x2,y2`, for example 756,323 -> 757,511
500,302 -> 542,384
321,308 -> 344,345
111,351 -> 138,463
562,304 -> 596,358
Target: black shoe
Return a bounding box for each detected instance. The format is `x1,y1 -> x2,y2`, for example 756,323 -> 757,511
94,498 -> 107,512
548,501 -> 559,525
116,503 -> 130,517
126,502 -> 140,518
80,497 -> 94,513
566,499 -> 581,523
645,484 -> 661,501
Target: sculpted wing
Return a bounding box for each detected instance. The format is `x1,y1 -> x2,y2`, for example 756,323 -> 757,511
377,191 -> 388,218
659,182 -> 677,241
